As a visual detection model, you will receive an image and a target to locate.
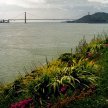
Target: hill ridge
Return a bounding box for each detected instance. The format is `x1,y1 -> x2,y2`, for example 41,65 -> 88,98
67,12 -> 108,23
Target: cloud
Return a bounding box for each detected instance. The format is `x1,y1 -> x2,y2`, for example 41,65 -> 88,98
88,0 -> 108,3
0,0 -> 108,19
0,0 -> 46,8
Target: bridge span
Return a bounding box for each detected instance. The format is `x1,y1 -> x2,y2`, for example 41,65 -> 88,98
1,12 -> 76,23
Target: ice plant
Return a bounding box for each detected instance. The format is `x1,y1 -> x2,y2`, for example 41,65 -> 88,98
10,98 -> 34,108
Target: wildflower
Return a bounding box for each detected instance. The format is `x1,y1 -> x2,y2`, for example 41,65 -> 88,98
10,98 -> 34,108
60,85 -> 68,94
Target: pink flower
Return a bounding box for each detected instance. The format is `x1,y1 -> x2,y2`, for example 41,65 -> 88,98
60,85 -> 68,94
10,98 -> 33,108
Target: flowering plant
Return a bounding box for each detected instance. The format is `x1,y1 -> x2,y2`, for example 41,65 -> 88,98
10,98 -> 34,108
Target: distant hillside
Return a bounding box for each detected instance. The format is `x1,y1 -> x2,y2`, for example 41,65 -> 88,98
67,12 -> 108,23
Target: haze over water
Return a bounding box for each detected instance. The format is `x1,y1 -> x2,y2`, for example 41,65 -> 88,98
0,22 -> 108,83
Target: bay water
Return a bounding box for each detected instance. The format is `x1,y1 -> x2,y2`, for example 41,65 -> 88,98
0,22 -> 108,83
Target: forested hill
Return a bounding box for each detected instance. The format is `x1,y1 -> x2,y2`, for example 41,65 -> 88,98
67,12 -> 108,23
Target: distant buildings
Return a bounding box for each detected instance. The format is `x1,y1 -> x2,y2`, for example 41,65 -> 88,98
0,19 -> 9,23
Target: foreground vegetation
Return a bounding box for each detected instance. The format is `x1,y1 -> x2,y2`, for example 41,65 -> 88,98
0,34 -> 108,108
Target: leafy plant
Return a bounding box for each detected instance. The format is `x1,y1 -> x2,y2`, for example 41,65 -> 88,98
59,53 -> 72,62
50,79 -> 61,97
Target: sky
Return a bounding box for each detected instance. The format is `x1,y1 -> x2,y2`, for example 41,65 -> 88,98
0,0 -> 108,19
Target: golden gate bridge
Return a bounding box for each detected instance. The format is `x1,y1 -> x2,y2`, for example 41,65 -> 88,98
0,12 -> 76,23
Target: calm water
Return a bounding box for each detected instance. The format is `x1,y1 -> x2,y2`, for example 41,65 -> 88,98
0,22 -> 108,83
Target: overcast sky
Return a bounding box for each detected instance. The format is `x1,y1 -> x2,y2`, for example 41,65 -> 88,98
0,0 -> 108,19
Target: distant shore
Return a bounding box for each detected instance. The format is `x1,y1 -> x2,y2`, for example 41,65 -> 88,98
66,12 -> 108,23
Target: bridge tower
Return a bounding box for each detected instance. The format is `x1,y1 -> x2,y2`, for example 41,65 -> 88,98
25,12 -> 27,23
